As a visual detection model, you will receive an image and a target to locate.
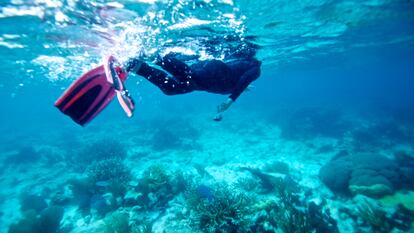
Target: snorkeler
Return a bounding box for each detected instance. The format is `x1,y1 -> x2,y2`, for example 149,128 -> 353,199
55,44 -> 261,125
123,50 -> 261,121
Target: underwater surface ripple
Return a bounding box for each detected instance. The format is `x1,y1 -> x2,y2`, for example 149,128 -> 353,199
1,0 -> 414,233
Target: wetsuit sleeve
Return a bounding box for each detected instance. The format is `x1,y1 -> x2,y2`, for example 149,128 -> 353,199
229,66 -> 260,101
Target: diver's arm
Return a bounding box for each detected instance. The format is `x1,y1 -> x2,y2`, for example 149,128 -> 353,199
229,66 -> 260,101
213,66 -> 260,121
213,98 -> 233,121
217,98 -> 234,112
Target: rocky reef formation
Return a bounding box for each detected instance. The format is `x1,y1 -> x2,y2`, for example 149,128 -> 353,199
319,150 -> 414,198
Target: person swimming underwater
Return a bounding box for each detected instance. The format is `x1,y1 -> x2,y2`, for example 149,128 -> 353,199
55,42 -> 261,125
121,45 -> 261,121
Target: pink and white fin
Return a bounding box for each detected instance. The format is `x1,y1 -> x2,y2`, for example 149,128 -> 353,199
103,55 -> 135,117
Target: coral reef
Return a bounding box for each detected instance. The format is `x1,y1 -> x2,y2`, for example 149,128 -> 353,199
240,167 -> 299,194
395,150 -> 414,189
380,191 -> 414,211
90,193 -> 117,217
136,165 -> 186,209
250,184 -> 338,233
356,196 -> 392,232
319,151 -> 352,195
319,151 -> 401,197
3,105 -> 414,233
19,193 -> 47,213
186,183 -> 252,232
352,120 -> 413,150
272,193 -> 312,233
86,158 -> 132,197
352,195 -> 414,232
38,206 -> 65,233
98,211 -> 130,233
8,206 -> 64,233
67,158 -> 131,216
95,209 -> 154,233
67,177 -> 96,212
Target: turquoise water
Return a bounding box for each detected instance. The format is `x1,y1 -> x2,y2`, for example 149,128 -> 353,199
1,0 -> 414,232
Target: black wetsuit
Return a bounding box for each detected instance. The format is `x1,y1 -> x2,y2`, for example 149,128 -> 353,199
129,53 -> 261,101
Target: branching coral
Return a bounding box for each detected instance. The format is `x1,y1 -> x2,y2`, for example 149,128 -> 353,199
86,158 -> 131,184
251,180 -> 338,233
140,165 -> 170,192
86,158 -> 131,197
137,165 -> 186,209
186,183 -> 252,233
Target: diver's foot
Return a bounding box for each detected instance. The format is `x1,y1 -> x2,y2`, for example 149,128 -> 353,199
105,55 -> 127,91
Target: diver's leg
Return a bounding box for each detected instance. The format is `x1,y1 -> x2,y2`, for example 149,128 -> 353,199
155,53 -> 193,82
134,62 -> 196,95
125,53 -> 193,81
125,58 -> 143,73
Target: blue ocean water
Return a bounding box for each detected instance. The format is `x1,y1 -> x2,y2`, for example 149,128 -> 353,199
1,0 -> 414,232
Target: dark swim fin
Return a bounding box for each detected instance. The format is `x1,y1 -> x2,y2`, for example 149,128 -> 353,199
55,65 -> 116,126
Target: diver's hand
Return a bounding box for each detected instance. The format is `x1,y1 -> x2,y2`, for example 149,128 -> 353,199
213,114 -> 223,122
213,98 -> 233,121
245,84 -> 254,92
216,98 -> 234,113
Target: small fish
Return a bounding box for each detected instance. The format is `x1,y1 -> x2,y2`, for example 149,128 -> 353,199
95,181 -> 109,187
196,184 -> 215,202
